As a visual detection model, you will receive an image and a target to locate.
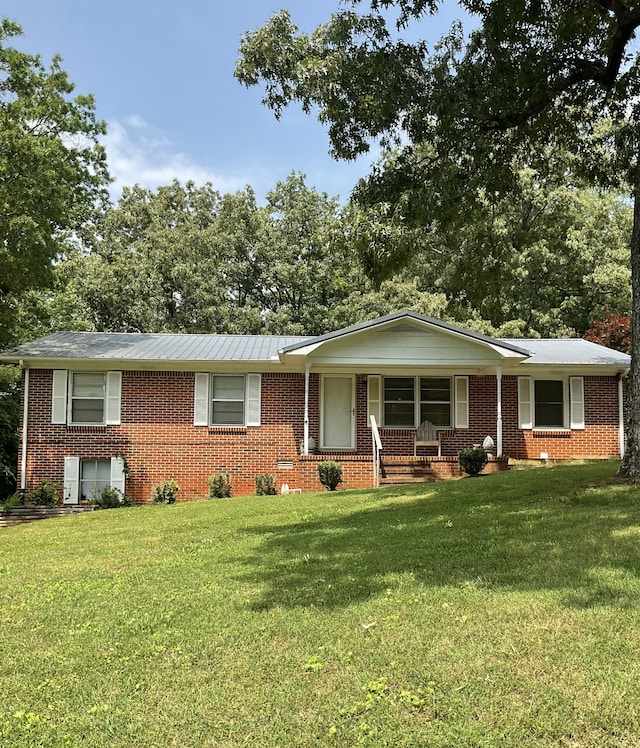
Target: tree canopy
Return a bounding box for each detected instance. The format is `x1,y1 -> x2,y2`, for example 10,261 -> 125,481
235,0 -> 640,477
0,19 -> 109,349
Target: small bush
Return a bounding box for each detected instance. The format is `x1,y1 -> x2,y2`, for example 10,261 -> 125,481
255,473 -> 277,496
1,492 -> 23,511
318,460 -> 343,491
458,447 -> 489,477
151,479 -> 179,504
91,486 -> 133,509
208,472 -> 232,499
27,479 -> 60,507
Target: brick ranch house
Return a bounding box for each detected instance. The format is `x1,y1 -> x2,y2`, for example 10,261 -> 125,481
0,310 -> 631,503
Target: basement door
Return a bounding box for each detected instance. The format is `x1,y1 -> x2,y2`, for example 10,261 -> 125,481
321,375 -> 356,450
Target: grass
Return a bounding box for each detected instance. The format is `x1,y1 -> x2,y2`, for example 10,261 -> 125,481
2,461 -> 640,746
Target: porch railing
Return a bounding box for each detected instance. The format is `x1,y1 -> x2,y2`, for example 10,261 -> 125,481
370,414 -> 383,488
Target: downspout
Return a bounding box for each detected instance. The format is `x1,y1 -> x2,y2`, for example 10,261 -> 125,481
619,373 -> 626,458
303,361 -> 310,455
496,365 -> 503,457
20,362 -> 29,492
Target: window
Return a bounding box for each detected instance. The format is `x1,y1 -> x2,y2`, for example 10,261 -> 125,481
534,380 -> 564,428
51,370 -> 121,425
63,456 -> 126,505
420,377 -> 451,427
381,376 -> 456,428
71,373 -> 105,424
211,375 -> 245,425
518,377 -> 584,430
384,377 -> 415,427
80,459 -> 111,500
193,372 -> 261,427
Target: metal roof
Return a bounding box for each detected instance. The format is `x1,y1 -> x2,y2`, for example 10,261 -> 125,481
0,331 -> 311,362
501,338 -> 631,366
0,323 -> 630,369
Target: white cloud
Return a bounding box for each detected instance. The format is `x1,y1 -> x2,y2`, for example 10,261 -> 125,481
101,118 -> 251,201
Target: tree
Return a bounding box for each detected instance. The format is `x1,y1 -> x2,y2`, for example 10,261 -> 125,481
235,2 -> 640,477
0,18 -> 109,348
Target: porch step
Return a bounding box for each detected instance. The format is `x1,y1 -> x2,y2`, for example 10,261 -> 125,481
0,505 -> 95,528
380,460 -> 436,485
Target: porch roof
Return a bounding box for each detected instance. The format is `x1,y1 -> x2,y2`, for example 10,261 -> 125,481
279,310 -> 532,359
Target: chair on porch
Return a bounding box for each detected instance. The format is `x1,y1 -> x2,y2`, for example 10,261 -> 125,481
413,420 -> 441,457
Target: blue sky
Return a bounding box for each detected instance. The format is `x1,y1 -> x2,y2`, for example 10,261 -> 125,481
4,1 -> 464,203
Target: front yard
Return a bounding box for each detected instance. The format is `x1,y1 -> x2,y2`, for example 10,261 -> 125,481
1,461 -> 639,746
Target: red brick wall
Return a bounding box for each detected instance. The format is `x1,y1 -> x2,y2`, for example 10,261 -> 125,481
18,369 -> 623,502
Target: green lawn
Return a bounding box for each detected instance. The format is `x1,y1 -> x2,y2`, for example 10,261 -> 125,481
2,462 -> 640,747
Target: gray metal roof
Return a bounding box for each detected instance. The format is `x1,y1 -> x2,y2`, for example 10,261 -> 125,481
0,324 -> 630,368
501,338 -> 631,366
0,331 -> 311,362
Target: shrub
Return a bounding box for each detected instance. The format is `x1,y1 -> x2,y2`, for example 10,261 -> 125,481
208,472 -> 232,499
458,447 -> 489,477
151,479 -> 179,504
255,474 -> 277,496
318,460 -> 343,491
1,492 -> 22,511
27,479 -> 60,506
91,486 -> 133,509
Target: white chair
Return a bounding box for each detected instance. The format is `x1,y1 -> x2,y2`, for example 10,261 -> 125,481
414,420 -> 441,457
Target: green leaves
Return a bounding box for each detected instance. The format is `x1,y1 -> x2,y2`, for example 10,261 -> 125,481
0,18 -> 109,348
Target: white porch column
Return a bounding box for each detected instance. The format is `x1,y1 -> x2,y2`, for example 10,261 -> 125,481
303,361 -> 310,455
496,365 -> 503,457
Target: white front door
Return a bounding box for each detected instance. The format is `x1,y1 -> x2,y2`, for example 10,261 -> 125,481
321,375 -> 356,450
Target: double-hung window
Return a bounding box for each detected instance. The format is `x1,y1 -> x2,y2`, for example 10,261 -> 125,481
51,370 -> 122,425
420,378 -> 451,427
71,373 -> 106,424
194,373 -> 261,427
211,375 -> 245,425
383,377 -> 415,427
518,376 -> 585,430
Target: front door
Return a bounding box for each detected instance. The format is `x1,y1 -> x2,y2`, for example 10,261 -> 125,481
321,375 -> 355,450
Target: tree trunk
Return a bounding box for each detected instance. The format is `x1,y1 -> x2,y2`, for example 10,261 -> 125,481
618,159 -> 640,479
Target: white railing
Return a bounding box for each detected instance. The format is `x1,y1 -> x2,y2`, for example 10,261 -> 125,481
370,414 -> 383,488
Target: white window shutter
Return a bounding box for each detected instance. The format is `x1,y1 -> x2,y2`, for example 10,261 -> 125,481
454,376 -> 469,429
63,456 -> 80,505
52,370 -> 68,424
570,376 -> 585,430
194,373 -> 210,426
105,371 -> 122,425
246,373 -> 261,426
110,456 -> 126,496
367,375 -> 382,428
518,377 -> 533,429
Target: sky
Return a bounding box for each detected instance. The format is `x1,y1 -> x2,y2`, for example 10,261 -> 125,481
3,0 -> 464,204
